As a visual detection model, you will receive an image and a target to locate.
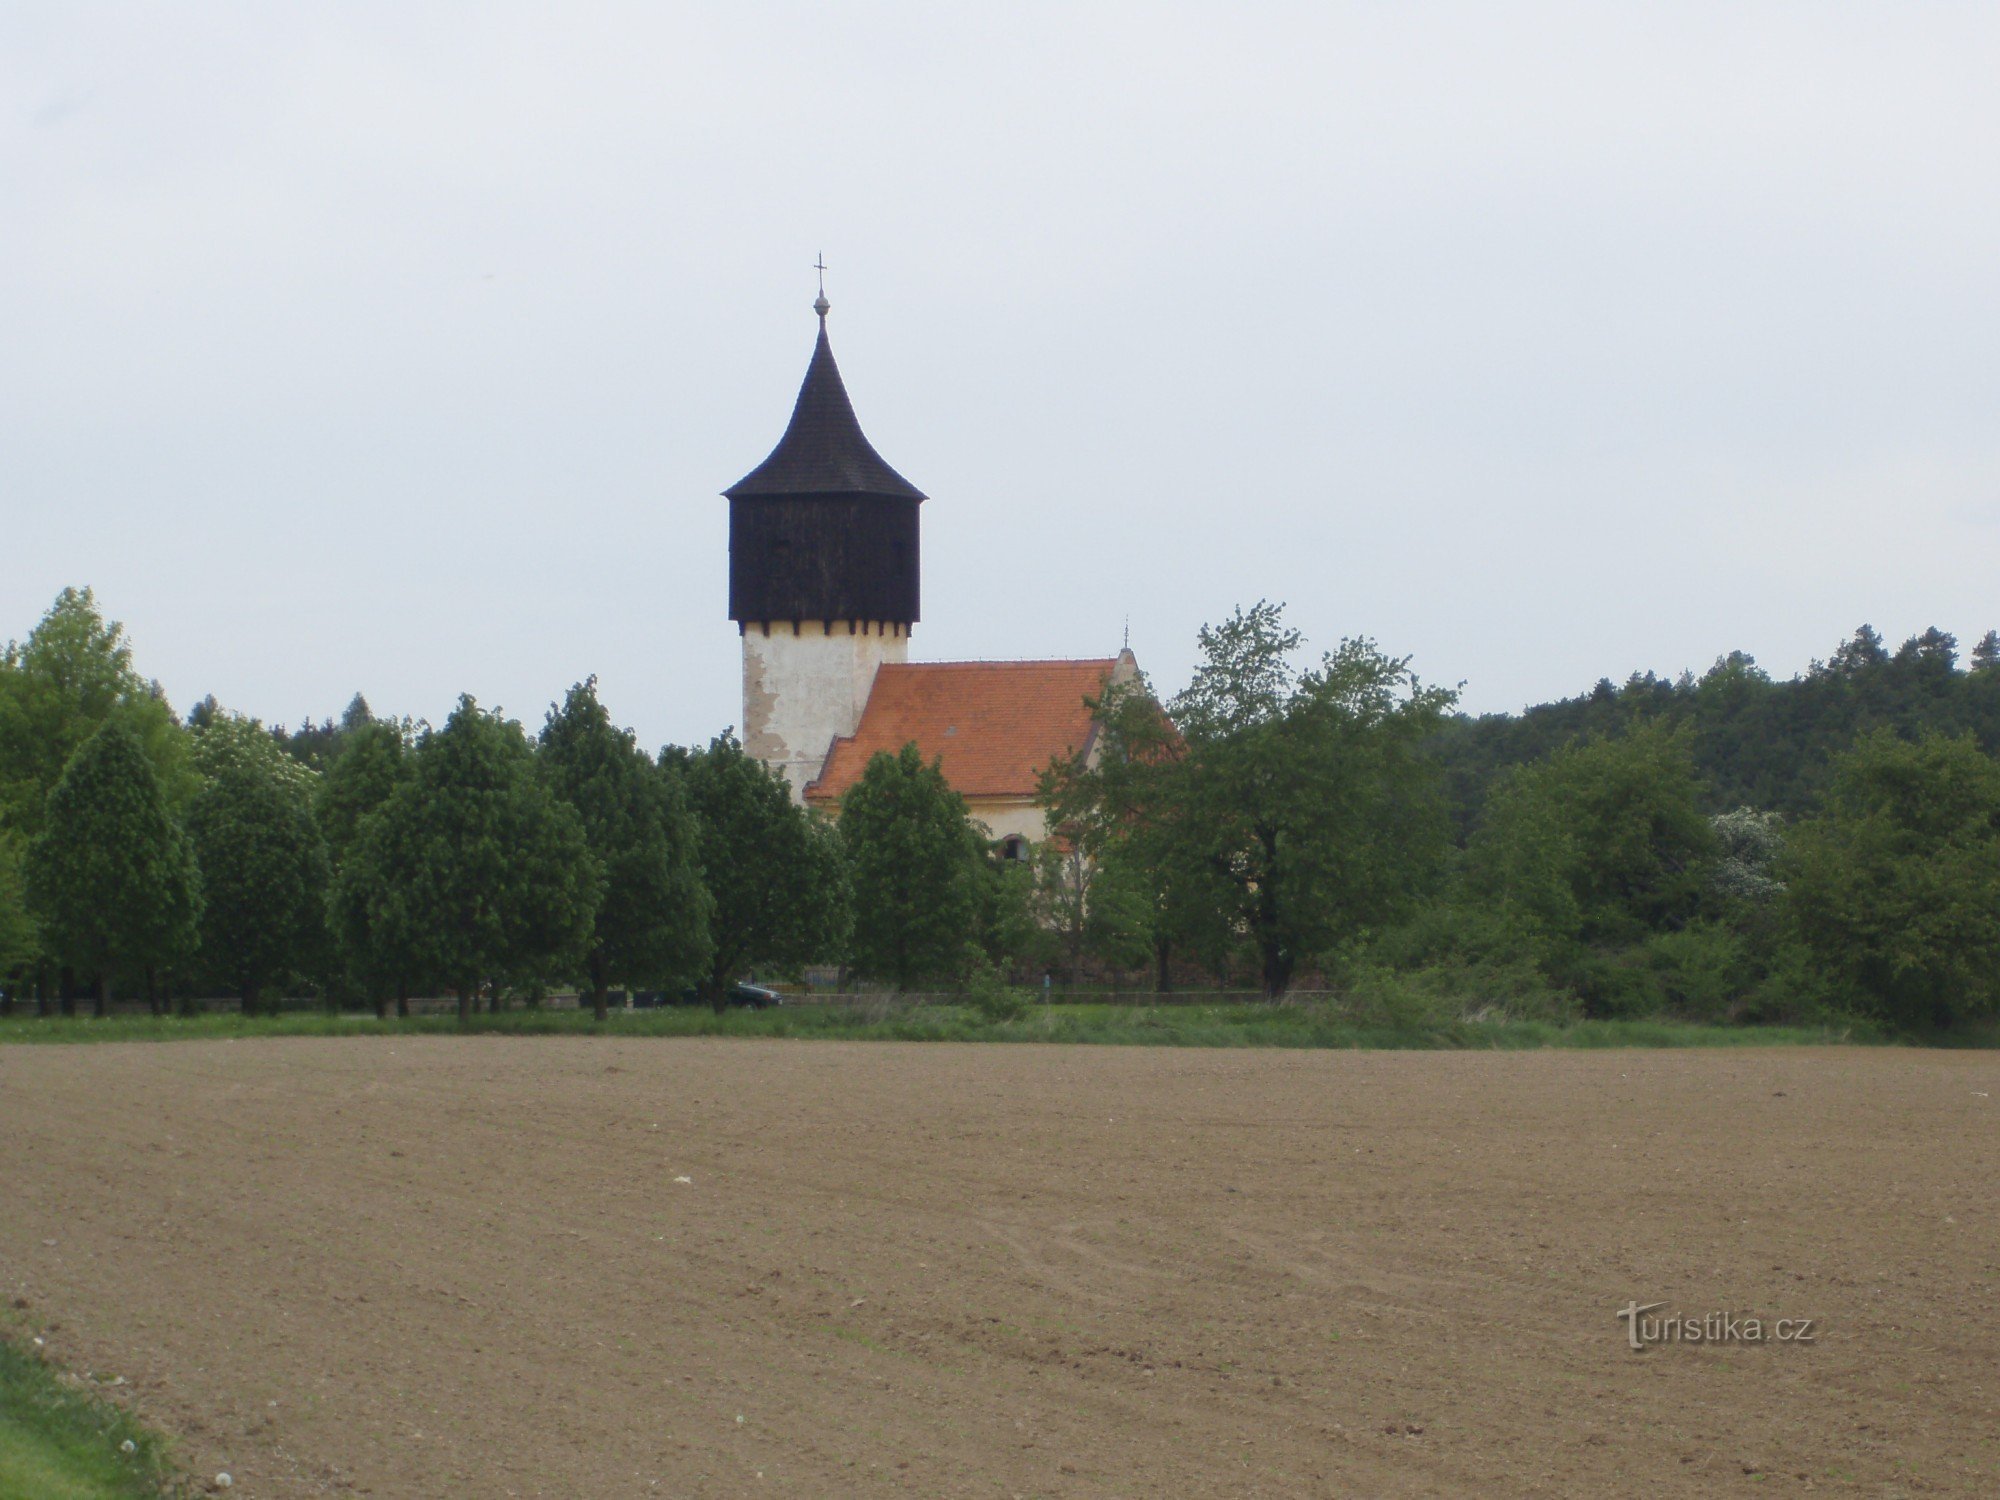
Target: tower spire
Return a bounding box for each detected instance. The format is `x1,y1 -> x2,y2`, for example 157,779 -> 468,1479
813,253 -> 829,320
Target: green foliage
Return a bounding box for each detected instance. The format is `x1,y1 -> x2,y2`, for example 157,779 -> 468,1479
540,679 -> 712,1019
186,757 -> 330,1013
1784,730 -> 2000,1027
1073,842 -> 1162,975
1056,602 -> 1456,996
961,961 -> 1031,1022
25,721 -> 201,1012
976,847 -> 1054,976
677,733 -> 850,997
320,723 -> 416,1013
1432,620 -> 2000,831
0,830 -> 34,984
0,588 -> 194,841
341,697 -> 601,1020
316,720 -> 410,871
0,1000 -> 1886,1051
1469,722 -> 1716,999
839,743 -> 982,988
1640,921 -> 1753,1022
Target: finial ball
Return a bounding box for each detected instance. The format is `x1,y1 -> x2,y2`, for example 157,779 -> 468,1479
813,293 -> 830,318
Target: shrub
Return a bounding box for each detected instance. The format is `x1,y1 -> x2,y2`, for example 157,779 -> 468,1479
1643,921 -> 1751,1022
961,963 -> 1030,1024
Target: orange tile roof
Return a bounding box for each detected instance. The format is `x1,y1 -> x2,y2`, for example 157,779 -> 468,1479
806,658 -> 1119,805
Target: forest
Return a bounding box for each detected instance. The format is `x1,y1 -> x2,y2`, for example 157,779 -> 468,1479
4,586 -> 1999,1033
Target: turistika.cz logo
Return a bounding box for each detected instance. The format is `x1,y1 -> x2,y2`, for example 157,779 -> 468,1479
1616,1301 -> 1818,1351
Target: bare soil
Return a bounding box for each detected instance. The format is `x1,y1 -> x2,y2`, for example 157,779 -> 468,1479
2,1038 -> 1995,1497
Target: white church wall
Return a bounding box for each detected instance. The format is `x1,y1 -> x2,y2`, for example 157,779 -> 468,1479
965,798 -> 1054,848
741,621 -> 909,800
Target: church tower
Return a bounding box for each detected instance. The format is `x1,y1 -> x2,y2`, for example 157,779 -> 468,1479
726,288 -> 924,798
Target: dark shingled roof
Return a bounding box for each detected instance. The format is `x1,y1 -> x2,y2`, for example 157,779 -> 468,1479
725,318 -> 926,501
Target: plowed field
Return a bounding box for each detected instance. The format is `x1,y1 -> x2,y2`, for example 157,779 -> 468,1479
3,1038 -> 1994,1496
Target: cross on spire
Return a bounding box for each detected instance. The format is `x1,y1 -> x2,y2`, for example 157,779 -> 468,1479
813,254 -> 829,319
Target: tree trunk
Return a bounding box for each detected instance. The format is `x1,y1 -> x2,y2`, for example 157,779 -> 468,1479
457,982 -> 473,1024
396,983 -> 409,1019
145,966 -> 160,1016
589,954 -> 609,1023
35,965 -> 50,1019
242,981 -> 259,1018
1260,938 -> 1290,1000
374,993 -> 389,1022
92,973 -> 108,1019
1155,937 -> 1173,995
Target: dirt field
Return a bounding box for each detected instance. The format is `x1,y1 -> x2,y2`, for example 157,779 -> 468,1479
2,1039 -> 1995,1497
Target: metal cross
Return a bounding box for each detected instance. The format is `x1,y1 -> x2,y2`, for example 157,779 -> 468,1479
814,254 -> 827,297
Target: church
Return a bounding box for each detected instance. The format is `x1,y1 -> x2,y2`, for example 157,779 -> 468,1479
723,287 -> 1139,853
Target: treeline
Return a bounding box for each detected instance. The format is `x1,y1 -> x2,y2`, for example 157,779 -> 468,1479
1432,624 -> 2000,825
1039,605 -> 2000,1029
1,590 -> 869,1019
6,588 -> 2000,1033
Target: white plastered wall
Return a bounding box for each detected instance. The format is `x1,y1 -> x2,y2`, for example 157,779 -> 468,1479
741,621 -> 909,800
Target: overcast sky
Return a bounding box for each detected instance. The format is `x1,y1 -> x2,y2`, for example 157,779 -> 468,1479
5,3 -> 1998,748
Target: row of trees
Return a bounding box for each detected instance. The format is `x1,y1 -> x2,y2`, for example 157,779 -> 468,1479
0,591 -> 877,1017
7,587 -> 2000,1030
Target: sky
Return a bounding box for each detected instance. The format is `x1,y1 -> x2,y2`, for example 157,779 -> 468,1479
5,2 -> 1998,749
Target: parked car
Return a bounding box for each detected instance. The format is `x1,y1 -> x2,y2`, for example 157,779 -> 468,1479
728,982 -> 783,1009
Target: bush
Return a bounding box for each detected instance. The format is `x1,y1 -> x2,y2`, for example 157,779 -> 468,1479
1642,921 -> 1751,1022
1337,958 -> 1581,1028
961,963 -> 1030,1023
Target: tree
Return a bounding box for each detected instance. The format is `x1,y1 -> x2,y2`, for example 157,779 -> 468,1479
317,720 -> 410,872
1058,838 -> 1157,980
1784,730 -> 2000,1028
0,589 -> 194,843
346,698 -> 600,1022
540,679 -> 712,1020
191,710 -> 319,793
1050,603 -> 1456,996
839,744 -> 982,988
26,721 -> 201,1016
186,758 -> 330,1014
319,721 -> 413,1017
1467,722 -> 1716,1010
677,734 -> 849,1004
1710,807 -> 1785,905
1828,624 -> 1890,677
0,830 -> 34,1010
975,843 -> 1057,979
1971,630 -> 2000,672
1178,605 -> 1456,993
